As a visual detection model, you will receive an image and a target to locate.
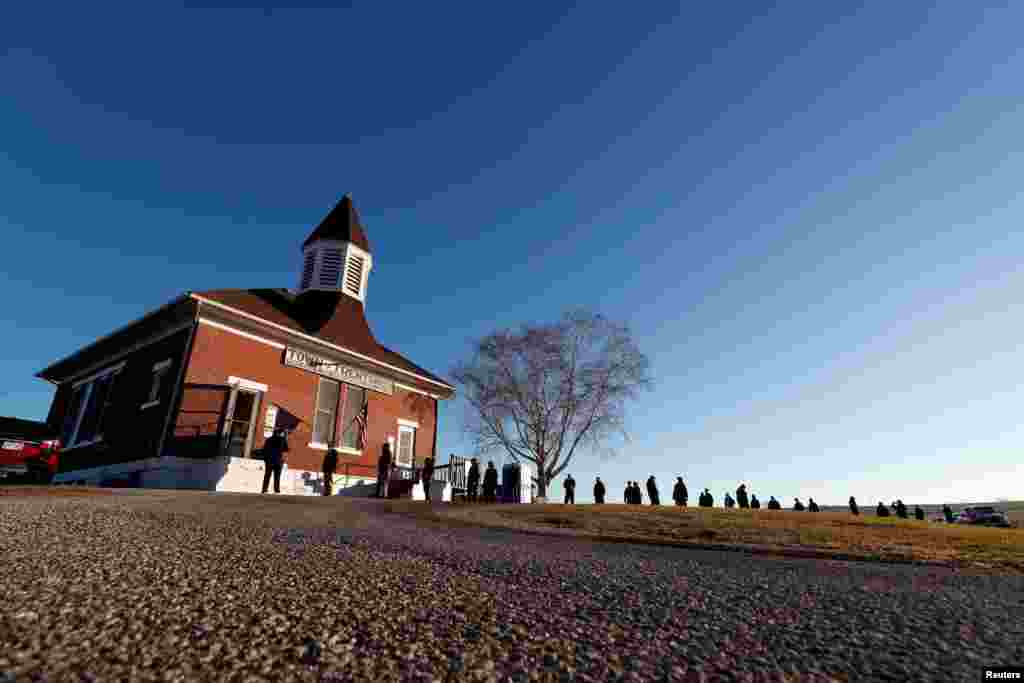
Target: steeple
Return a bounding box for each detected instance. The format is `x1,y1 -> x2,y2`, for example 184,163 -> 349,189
297,194 -> 374,303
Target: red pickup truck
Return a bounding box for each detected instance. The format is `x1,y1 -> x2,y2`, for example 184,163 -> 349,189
0,416 -> 60,484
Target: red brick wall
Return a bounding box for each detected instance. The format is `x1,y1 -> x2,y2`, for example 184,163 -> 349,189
183,322 -> 437,473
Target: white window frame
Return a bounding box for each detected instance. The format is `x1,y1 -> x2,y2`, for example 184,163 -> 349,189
396,423 -> 416,467
309,377 -> 340,449
141,358 -> 173,410
64,361 -> 126,451
308,379 -> 366,455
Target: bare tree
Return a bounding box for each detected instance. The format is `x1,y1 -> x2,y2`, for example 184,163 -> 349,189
451,310 -> 652,499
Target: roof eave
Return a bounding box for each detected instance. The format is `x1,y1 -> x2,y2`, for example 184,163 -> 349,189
35,292 -> 193,382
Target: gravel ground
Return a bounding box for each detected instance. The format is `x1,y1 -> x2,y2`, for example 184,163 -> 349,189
1,491 -> 1022,682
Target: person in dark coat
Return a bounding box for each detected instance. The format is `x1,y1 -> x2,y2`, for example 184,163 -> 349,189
482,461 -> 499,503
420,456 -> 435,502
807,498 -> 820,513
766,496 -> 780,510
322,446 -> 338,496
849,496 -> 859,515
876,502 -> 890,517
375,442 -> 393,498
750,494 -> 760,509
646,476 -> 660,506
700,489 -> 714,507
942,504 -> 954,523
793,498 -> 805,512
673,477 -> 688,506
261,428 -> 289,494
914,506 -> 925,521
593,477 -> 606,504
894,499 -> 908,519
564,474 -> 576,504
466,458 -> 481,503
723,492 -> 735,508
623,482 -> 631,504
736,484 -> 749,509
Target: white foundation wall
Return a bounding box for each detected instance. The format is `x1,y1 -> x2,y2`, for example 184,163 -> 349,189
54,456 -> 377,497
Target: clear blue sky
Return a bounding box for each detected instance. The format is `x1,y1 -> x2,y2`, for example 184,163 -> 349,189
3,3 -> 1022,505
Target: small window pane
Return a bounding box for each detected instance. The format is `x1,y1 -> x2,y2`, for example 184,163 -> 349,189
316,379 -> 339,412
62,385 -> 87,445
77,377 -> 109,444
97,372 -> 121,437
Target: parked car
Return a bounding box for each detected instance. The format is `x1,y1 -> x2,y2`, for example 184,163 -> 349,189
0,417 -> 60,484
956,506 -> 1011,528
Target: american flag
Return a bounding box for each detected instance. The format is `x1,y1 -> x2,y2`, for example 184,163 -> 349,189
352,393 -> 369,450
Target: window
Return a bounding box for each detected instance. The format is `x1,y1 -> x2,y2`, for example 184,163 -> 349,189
337,385 -> 367,451
143,359 -> 173,409
310,379 -> 367,452
397,424 -> 416,467
64,363 -> 124,448
312,378 -> 340,445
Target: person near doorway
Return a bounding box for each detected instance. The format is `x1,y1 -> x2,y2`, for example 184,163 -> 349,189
466,457 -> 481,503
421,455 -> 435,502
322,446 -> 338,496
593,476 -> 606,504
375,442 -> 393,499
261,428 -> 289,494
564,474 -> 576,504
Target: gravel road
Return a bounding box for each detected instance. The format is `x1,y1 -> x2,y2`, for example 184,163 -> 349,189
1,490 -> 1021,682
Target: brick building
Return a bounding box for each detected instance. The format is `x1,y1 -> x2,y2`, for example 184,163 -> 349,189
37,196 -> 455,494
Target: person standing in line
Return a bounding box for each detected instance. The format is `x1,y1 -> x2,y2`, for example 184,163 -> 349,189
807,498 -> 820,513
723,492 -> 735,508
623,482 -> 631,504
482,461 -> 499,503
849,496 -> 860,515
634,482 -> 644,505
942,504 -> 954,523
261,428 -> 289,494
322,446 -> 338,496
766,496 -> 781,510
466,458 -> 481,503
876,501 -> 890,517
914,505 -> 925,521
646,476 -> 660,506
673,477 -> 688,506
736,484 -> 749,509
593,477 -> 606,504
421,455 -> 435,502
894,499 -> 908,519
749,494 -> 760,509
793,498 -> 805,512
375,442 -> 393,499
564,474 -> 577,504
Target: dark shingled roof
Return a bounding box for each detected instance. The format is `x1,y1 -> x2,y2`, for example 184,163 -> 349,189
193,288 -> 453,393
302,195 -> 371,252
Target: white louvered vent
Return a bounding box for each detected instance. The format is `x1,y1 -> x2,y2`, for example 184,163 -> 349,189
299,250 -> 316,291
318,248 -> 344,289
344,253 -> 365,297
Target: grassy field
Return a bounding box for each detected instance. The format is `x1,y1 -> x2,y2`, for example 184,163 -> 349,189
437,501 -> 1024,573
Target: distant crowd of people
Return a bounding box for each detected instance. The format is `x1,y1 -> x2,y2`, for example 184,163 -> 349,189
564,474 -> 941,519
